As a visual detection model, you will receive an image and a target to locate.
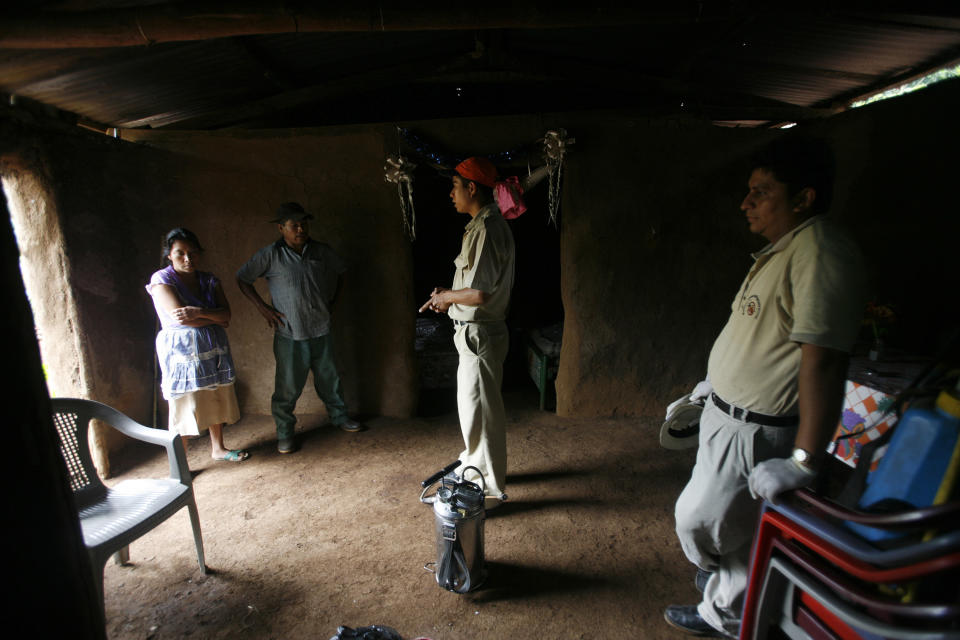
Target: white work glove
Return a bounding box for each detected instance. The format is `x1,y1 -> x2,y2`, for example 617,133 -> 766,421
665,395 -> 687,419
664,379 -> 713,420
689,379 -> 713,403
748,457 -> 817,504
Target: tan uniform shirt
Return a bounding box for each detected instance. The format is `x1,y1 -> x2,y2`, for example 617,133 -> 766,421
448,202 -> 515,322
708,216 -> 866,416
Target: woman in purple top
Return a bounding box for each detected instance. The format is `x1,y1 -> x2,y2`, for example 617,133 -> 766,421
146,228 -> 248,462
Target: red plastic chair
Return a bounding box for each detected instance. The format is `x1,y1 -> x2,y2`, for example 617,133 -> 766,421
741,494 -> 960,640
754,556 -> 960,640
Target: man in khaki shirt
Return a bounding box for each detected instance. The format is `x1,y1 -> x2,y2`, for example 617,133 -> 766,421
665,137 -> 866,638
420,157 -> 515,509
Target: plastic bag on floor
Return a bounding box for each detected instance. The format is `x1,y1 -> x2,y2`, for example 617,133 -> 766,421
329,625 -> 404,640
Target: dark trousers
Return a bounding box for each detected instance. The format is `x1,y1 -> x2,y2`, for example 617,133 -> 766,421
271,333 -> 347,437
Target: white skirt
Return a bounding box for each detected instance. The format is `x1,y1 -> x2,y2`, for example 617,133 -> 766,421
168,383 -> 240,436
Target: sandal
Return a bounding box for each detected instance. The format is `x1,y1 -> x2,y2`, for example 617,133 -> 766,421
217,449 -> 249,462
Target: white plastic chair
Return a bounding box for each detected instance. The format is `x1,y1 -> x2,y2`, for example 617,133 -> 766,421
50,398 -> 206,612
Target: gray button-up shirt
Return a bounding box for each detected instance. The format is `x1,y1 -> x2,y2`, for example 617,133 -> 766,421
237,238 -> 346,340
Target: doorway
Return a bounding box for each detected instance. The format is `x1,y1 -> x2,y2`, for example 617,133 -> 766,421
410,165 -> 563,414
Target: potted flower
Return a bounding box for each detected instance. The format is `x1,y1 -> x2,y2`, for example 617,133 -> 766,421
863,302 -> 895,361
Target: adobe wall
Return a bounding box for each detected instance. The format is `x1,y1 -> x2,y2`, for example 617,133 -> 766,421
123,113 -> 779,420
553,115 -> 770,416
554,80 -> 960,416
122,117 -> 570,422
2,116 -> 422,473
3,77 -> 957,476
1,119 -> 167,473
1,149 -> 106,637
117,127 -> 420,423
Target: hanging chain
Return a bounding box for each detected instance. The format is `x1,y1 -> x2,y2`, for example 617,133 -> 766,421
384,154 -> 418,241
542,129 -> 574,227
397,181 -> 416,241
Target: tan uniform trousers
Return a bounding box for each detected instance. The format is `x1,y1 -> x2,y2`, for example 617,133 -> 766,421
674,398 -> 795,636
454,321 -> 509,498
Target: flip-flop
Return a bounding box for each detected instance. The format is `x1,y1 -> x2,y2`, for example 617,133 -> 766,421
218,449 -> 249,462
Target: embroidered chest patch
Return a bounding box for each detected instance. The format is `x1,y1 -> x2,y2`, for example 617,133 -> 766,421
742,295 -> 761,318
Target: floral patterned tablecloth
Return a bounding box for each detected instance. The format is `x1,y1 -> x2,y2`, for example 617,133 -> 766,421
829,381 -> 898,471
828,354 -> 930,470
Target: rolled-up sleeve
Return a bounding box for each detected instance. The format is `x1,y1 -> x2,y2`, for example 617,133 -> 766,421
236,247 -> 271,284
469,220 -> 510,293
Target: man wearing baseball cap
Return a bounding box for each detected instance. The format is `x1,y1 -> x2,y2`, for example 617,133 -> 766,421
420,157 -> 516,509
237,202 -> 363,454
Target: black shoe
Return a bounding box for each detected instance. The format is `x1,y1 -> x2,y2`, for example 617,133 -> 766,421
663,605 -> 729,637
338,419 -> 364,433
695,567 -> 713,593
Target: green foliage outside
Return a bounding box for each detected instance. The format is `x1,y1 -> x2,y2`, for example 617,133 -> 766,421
851,64 -> 960,108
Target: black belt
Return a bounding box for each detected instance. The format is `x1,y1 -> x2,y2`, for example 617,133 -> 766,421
453,319 -> 502,327
710,393 -> 798,427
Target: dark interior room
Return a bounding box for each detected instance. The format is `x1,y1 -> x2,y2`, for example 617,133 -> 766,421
4,4 -> 959,639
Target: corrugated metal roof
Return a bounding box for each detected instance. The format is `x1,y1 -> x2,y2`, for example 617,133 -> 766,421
0,4 -> 958,130
709,13 -> 960,107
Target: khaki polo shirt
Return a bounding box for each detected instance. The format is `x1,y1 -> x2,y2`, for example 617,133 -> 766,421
707,216 -> 866,416
448,203 -> 515,322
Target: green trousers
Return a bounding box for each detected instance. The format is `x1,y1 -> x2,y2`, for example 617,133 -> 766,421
272,333 -> 348,437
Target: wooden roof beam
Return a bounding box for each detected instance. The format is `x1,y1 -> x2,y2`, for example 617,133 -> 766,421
0,4 -> 720,49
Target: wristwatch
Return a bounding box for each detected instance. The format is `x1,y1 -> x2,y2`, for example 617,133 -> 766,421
791,447 -> 816,472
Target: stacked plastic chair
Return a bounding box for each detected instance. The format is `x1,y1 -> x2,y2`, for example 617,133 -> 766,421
741,488 -> 960,640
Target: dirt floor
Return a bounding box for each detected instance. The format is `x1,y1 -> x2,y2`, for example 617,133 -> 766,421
101,386 -> 701,640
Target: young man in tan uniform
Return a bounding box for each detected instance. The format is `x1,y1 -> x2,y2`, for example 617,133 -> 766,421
420,157 -> 515,509
665,137 -> 866,637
